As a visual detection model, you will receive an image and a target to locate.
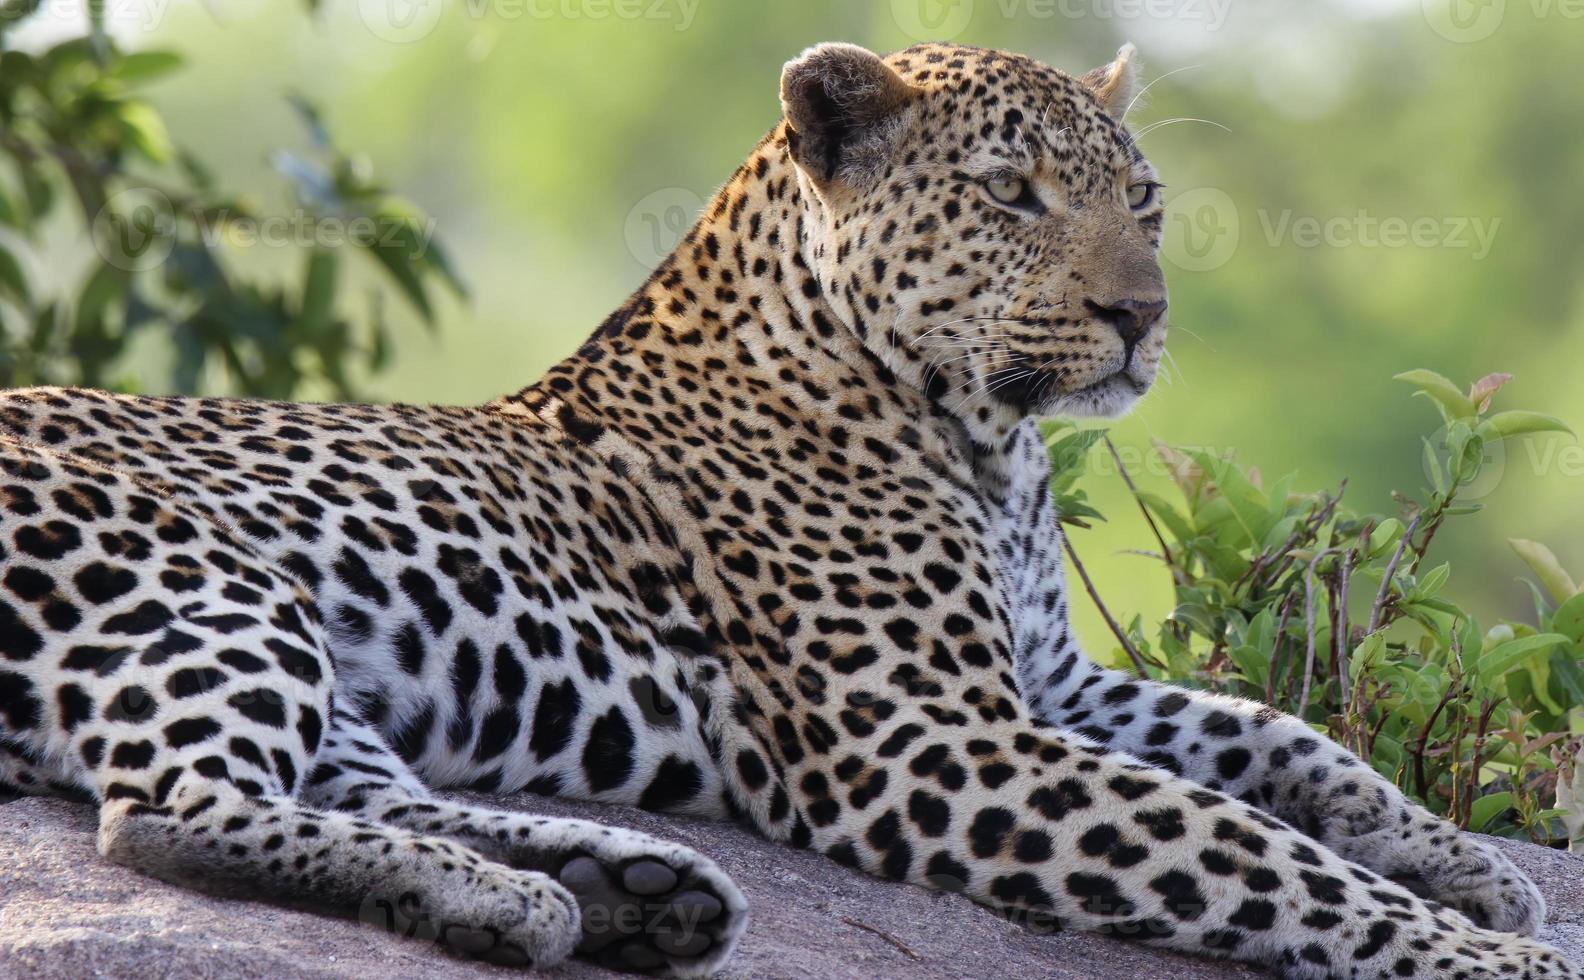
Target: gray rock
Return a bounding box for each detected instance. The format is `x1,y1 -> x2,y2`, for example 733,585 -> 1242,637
2,793 -> 1580,978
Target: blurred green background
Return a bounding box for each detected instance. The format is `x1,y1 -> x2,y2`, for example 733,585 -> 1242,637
6,0 -> 1581,652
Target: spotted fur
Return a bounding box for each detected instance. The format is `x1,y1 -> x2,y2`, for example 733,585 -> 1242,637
0,42 -> 1575,979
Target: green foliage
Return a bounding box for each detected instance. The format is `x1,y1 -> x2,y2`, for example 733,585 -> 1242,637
1054,371 -> 1584,844
0,6 -> 459,398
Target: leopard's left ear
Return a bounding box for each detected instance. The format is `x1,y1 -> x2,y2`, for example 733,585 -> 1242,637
780,43 -> 919,185
1080,43 -> 1141,119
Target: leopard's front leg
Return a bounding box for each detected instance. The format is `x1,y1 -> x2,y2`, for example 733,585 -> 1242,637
995,420 -> 1545,935
1024,645 -> 1546,936
802,715 -> 1577,978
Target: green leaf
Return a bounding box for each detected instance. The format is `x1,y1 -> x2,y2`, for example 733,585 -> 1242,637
114,50 -> 184,85
1422,437 -> 1447,495
1227,643 -> 1266,685
1477,633 -> 1571,678
1509,539 -> 1578,604
1046,428 -> 1106,479
1479,411 -> 1575,441
1138,491 -> 1195,545
1454,615 -> 1485,667
1248,606 -> 1277,655
1265,471 -> 1295,513
1413,563 -> 1451,600
1469,791 -> 1514,833
298,248 -> 337,330
0,240 -> 29,307
1260,514 -> 1298,552
20,166 -> 53,221
1189,450 -> 1275,544
1549,650 -> 1584,705
0,183 -> 18,228
117,101 -> 174,164
1368,518 -> 1405,557
1447,422 -> 1484,483
1524,654 -> 1564,715
1550,592 -> 1584,645
74,262 -> 126,337
1396,369 -> 1476,421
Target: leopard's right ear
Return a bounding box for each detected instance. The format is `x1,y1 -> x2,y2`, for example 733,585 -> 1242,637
780,43 -> 919,186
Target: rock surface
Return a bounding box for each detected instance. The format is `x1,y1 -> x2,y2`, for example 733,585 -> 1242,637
2,793 -> 1581,979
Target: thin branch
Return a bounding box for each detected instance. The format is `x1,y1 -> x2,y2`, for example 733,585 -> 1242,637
1267,590 -> 1299,706
841,918 -> 922,961
1298,548 -> 1338,718
1366,514 -> 1422,634
1104,435 -> 1176,572
1063,536 -> 1149,676
1335,550 -> 1354,713
1461,699 -> 1498,829
1236,481 -> 1345,596
1413,682 -> 1460,802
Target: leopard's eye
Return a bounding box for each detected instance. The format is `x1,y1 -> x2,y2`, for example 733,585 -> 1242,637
1127,183 -> 1157,210
986,177 -> 1027,206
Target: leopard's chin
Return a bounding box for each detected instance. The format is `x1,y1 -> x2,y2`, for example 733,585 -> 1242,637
1039,369 -> 1154,420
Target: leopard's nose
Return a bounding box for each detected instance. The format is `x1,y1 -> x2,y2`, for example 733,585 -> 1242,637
1087,298 -> 1168,345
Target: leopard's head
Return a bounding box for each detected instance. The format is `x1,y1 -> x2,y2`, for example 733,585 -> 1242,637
780,42 -> 1167,426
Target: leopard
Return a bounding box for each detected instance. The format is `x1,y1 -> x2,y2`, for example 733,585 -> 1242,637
0,39 -> 1576,979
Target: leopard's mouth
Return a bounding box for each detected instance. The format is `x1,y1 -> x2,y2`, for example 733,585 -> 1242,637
989,365 -> 1153,418
1061,369 -> 1153,418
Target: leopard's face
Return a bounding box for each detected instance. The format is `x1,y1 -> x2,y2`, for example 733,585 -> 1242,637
782,42 -> 1168,424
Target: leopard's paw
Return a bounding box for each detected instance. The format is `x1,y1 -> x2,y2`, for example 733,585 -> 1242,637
1420,832 -> 1547,936
362,851 -> 582,970
504,818 -> 747,976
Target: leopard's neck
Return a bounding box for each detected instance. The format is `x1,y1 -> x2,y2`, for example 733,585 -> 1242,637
495,127 -> 1026,501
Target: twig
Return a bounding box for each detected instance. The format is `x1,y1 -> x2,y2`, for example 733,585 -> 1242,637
1413,682 -> 1460,802
1063,536 -> 1149,676
1460,699 -> 1498,829
1335,550 -> 1354,712
1238,481 -> 1346,596
1367,514 -> 1422,634
1298,548 -> 1338,717
841,917 -> 923,961
1104,436 -> 1176,572
1267,591 -> 1299,706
